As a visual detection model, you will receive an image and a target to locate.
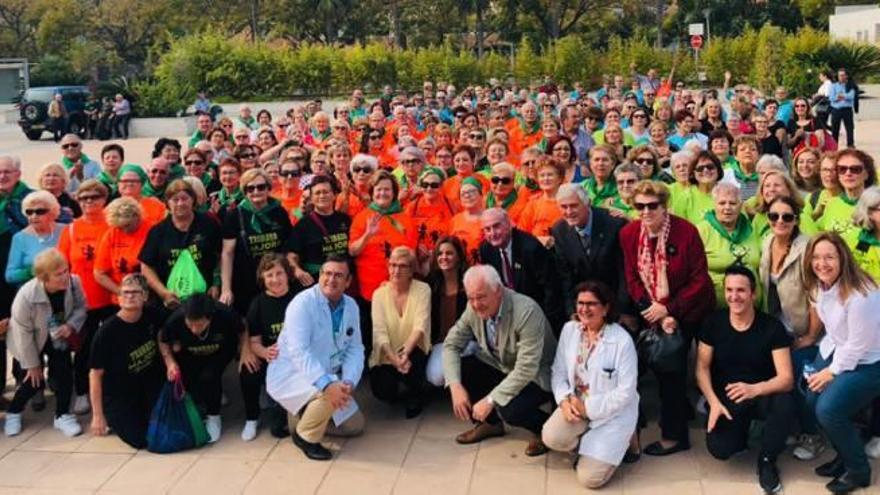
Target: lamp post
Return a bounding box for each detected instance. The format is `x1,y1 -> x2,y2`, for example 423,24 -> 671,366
702,8 -> 712,46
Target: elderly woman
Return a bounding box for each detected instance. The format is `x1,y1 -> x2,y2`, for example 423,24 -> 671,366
369,247 -> 431,418
405,167 -> 453,253
287,175 -> 350,287
183,148 -> 217,194
628,145 -> 665,182
583,144 -> 618,206
397,147 -> 427,204
208,128 -> 232,164
94,198 -> 150,299
274,158 -> 304,221
4,249 -> 86,437
542,281 -> 638,489
667,150 -> 696,219
696,183 -> 762,308
648,121 -> 675,169
805,152 -> 841,225
116,164 -> 167,228
620,180 -> 715,455
139,180 -> 222,308
845,186 -> 880,281
485,162 -> 528,223
448,177 -> 485,262
424,236 -> 468,386
802,233 -> 880,493
209,158 -> 244,219
442,145 -> 489,210
6,191 -> 65,286
606,163 -> 640,220
730,135 -> 762,200
57,180 -> 112,415
708,130 -> 737,170
517,157 -> 565,247
547,135 -> 585,183
337,153 -> 376,219
680,151 -> 724,225
820,149 -> 876,234
234,144 -> 261,172
38,163 -> 80,224
220,169 -> 292,314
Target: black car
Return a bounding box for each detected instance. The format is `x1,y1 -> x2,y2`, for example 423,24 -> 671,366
17,86 -> 92,141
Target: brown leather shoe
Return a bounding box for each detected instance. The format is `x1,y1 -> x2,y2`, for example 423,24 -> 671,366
525,437 -> 549,457
455,422 -> 505,444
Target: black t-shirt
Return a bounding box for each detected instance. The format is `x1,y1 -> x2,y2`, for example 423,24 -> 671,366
246,291 -> 294,347
760,135 -> 783,158
222,205 -> 292,302
161,303 -> 242,361
89,313 -> 163,407
699,310 -> 791,391
769,120 -> 786,136
286,211 -> 351,275
47,291 -> 65,325
138,213 -> 221,288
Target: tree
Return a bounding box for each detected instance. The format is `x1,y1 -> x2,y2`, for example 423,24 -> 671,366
0,0 -> 37,56
518,0 -> 618,40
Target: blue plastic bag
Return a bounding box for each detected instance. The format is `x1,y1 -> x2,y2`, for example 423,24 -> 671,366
146,378 -> 197,453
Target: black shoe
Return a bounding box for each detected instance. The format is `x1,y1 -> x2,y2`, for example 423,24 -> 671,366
623,449 -> 641,464
268,407 -> 290,439
404,400 -> 423,419
826,471 -> 871,494
643,440 -> 690,456
815,455 -> 846,478
758,456 -> 782,494
292,431 -> 332,461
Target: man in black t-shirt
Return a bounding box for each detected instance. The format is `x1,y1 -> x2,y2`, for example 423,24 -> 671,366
696,266 -> 794,495
89,274 -> 163,449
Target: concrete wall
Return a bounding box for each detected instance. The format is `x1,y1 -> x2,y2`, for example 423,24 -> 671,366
830,5 -> 880,43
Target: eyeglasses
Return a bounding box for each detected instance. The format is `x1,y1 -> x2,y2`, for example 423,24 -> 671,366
61,143 -> 80,149
369,135 -> 382,140
184,160 -> 205,166
490,176 -> 513,185
768,212 -> 796,223
694,165 -> 716,174
633,158 -> 653,165
279,169 -> 301,178
420,181 -> 441,189
794,104 -> 807,108
352,166 -> 373,174
401,159 -> 420,166
220,123 -> 233,128
77,194 -> 103,203
633,114 -> 648,119
616,178 -> 637,186
633,201 -> 661,211
149,169 -> 168,175
25,208 -> 49,216
244,183 -> 269,193
277,123 -> 290,128
120,289 -> 144,298
837,165 -> 864,175
238,153 -> 257,159
469,134 -> 485,140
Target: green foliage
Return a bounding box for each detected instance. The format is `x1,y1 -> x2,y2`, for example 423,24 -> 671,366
29,54 -> 88,86
513,36 -> 545,85
751,24 -> 787,92
781,27 -> 830,98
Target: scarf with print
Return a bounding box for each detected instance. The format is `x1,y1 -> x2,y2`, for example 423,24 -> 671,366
238,197 -> 282,234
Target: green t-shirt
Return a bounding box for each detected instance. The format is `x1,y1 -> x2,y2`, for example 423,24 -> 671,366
582,177 -> 618,205
844,228 -> 880,283
697,216 -> 763,308
817,195 -> 857,234
667,182 -> 692,220
682,188 -> 714,225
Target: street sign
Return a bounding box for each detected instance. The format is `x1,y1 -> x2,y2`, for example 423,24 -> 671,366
690,35 -> 704,50
689,23 -> 705,36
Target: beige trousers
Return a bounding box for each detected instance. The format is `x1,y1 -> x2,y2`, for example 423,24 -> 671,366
542,407 -> 617,489
295,392 -> 366,443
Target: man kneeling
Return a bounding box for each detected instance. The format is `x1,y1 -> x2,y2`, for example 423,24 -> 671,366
267,256 -> 365,460
697,266 -> 794,494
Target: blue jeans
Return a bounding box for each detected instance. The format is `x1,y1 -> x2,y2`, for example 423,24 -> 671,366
792,345 -> 819,434
805,353 -> 880,477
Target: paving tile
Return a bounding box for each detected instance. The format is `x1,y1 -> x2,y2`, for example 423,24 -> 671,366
392,466 -> 471,495
76,434 -> 138,454
169,457 -> 263,495
472,430 -> 546,468
468,464 -> 545,495
99,452 -> 199,494
621,449 -> 701,480
200,423 -> 280,461
399,435 -> 477,470
31,452 -> 130,490
317,464 -> 400,495
266,437 -> 346,463
15,428 -> 89,453
243,459 -> 331,495
545,457 -> 625,495
332,431 -> 413,470
622,476 -> 703,494
0,451 -> 67,488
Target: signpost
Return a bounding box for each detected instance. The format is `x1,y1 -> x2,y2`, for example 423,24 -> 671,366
690,35 -> 703,50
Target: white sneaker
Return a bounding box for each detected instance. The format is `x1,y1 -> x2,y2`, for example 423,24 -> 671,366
72,395 -> 90,415
4,413 -> 21,436
205,415 -> 221,443
241,420 -> 258,442
793,433 -> 826,461
53,414 -> 82,437
865,436 -> 880,459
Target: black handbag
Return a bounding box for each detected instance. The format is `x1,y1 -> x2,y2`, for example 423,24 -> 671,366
636,326 -> 685,374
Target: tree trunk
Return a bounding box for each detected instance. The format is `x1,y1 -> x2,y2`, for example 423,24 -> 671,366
250,0 -> 259,42
390,0 -> 404,49
476,4 -> 484,59
655,0 -> 664,48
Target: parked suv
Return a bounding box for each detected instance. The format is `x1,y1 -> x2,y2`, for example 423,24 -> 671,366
17,86 -> 92,141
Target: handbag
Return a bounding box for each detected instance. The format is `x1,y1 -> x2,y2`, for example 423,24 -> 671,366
146,377 -> 209,453
636,326 -> 685,374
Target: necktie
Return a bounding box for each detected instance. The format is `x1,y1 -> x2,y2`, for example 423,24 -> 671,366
500,249 -> 514,288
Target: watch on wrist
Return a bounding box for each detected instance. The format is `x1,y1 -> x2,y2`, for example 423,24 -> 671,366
486,396 -> 495,406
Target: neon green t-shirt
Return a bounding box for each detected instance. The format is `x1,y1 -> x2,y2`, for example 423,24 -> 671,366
844,228 -> 880,283
682,188 -> 715,225
668,182 -> 692,220
697,215 -> 763,308
817,195 -> 857,234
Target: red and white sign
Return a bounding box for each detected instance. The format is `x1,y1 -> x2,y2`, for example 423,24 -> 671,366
690,35 -> 703,50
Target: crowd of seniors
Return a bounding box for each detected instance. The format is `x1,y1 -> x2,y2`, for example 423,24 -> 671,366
0,68 -> 875,494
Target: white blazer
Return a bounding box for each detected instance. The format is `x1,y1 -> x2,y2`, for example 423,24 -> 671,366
551,321 -> 639,465
267,285 -> 364,415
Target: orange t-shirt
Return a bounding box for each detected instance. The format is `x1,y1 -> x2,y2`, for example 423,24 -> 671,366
487,189 -> 531,227
406,195 -> 455,251
336,190 -> 369,219
349,209 -> 417,300
58,218 -> 112,309
139,197 -> 167,228
448,213 -> 484,265
442,174 -> 490,211
517,194 -> 562,239
275,188 -> 302,224
94,222 -> 152,302
508,124 -> 543,156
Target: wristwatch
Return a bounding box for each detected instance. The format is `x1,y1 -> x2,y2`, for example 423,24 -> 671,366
486,396 -> 495,406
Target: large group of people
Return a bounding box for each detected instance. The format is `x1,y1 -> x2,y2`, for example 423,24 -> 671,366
0,68 -> 875,494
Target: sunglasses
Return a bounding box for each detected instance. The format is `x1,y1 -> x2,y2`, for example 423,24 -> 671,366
837,165 -> 864,175
401,159 -> 421,166
469,134 -> 485,139
221,123 -> 233,128
369,135 -> 382,140
184,160 -> 205,166
352,166 -> 374,174
279,169 -> 301,178
694,165 -> 716,174
633,201 -> 661,211
490,176 -> 513,185
239,153 -> 257,159
77,194 -> 103,202
61,143 -> 80,149
25,208 -> 49,216
244,183 -> 269,193
278,123 -> 290,128
149,169 -> 168,175
633,158 -> 653,165
420,181 -> 442,189
768,212 -> 796,223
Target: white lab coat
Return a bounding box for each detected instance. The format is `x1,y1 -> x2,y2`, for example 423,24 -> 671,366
266,285 -> 364,415
550,321 -> 639,466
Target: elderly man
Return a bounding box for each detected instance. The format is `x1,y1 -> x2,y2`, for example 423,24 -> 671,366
560,105 -> 593,167
551,184 -> 628,318
443,265 -> 557,456
236,104 -> 257,130
267,256 -> 365,461
59,134 -> 101,194
509,101 -> 542,156
143,158 -> 172,199
188,113 -> 214,148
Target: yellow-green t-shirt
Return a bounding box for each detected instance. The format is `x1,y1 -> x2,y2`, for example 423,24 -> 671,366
817,195 -> 857,234
696,219 -> 763,308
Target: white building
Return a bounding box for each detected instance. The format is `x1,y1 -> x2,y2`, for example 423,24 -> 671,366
829,4 -> 880,43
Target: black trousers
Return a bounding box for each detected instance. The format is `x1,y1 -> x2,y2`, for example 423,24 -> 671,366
646,322 -> 697,445
239,360 -> 283,422
105,376 -> 162,450
177,352 -> 235,416
831,107 -> 855,147
706,391 -> 795,461
369,348 -> 427,404
459,356 -> 552,435
112,114 -> 131,139
75,306 -> 117,396
8,341 -> 73,417
355,296 -> 373,361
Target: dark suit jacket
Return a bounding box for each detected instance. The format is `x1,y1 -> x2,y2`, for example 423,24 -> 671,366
551,207 -> 629,317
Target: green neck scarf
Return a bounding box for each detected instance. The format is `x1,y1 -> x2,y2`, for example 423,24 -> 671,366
218,188 -> 244,207
0,181 -> 30,235
97,169 -> 118,196
200,173 -> 213,188
312,129 -> 331,141
611,197 -> 633,213
704,210 -> 753,244
238,197 -> 281,234
487,189 -> 518,209
859,228 -> 880,248
61,153 -> 91,170
142,180 -> 166,199
368,200 -> 404,232
519,117 -> 541,135
730,160 -> 758,183
583,177 -> 618,203
524,178 -> 539,191
840,193 -> 859,206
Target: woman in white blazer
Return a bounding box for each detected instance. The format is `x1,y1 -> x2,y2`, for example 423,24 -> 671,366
542,280 -> 639,489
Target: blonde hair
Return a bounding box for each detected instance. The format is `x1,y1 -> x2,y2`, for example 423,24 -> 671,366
240,168 -> 271,190
33,248 -> 68,281
804,232 -> 876,302
76,179 -> 109,200
390,246 -> 418,272
754,170 -> 803,214
22,190 -> 61,219
38,163 -> 68,189
632,180 -> 671,206
105,197 -> 143,229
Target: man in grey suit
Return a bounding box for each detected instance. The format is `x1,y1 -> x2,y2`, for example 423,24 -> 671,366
443,265 -> 557,456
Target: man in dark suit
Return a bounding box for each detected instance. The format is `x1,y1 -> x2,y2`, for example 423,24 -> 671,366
478,208 -> 562,331
551,183 -> 629,319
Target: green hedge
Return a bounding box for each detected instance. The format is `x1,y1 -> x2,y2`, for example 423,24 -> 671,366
133,27 -> 878,117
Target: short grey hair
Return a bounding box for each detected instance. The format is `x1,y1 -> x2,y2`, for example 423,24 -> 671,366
0,155 -> 22,171
853,185 -> 880,231
350,154 -> 378,174
712,182 -> 742,202
614,162 -> 639,178
756,154 -> 787,174
556,183 -> 590,205
22,190 -> 61,219
463,264 -> 502,292
490,162 -> 516,176
670,150 -> 695,168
